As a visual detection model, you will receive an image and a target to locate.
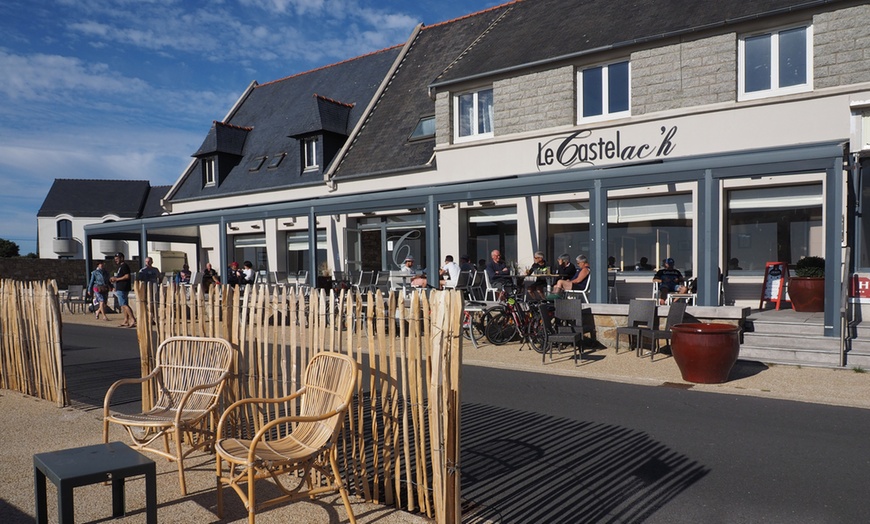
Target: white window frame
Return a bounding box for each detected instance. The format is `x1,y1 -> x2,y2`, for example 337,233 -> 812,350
738,24 -> 813,101
303,138 -> 318,171
203,157 -> 215,186
577,59 -> 631,124
453,87 -> 494,143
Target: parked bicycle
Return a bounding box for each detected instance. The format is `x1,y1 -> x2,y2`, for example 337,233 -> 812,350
481,285 -> 549,353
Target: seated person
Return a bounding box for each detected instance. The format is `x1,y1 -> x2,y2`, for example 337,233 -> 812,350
175,264 -> 192,284
653,257 -> 688,304
226,261 -> 247,287
546,254 -> 575,298
635,257 -> 654,271
459,255 -> 475,272
525,251 -> 549,300
485,249 -> 511,291
439,255 -> 461,289
552,255 -> 590,296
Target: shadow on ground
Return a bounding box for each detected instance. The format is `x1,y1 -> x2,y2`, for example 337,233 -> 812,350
460,402 -> 709,523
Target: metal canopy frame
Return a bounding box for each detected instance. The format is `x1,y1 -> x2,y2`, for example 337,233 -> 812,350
84,140 -> 846,335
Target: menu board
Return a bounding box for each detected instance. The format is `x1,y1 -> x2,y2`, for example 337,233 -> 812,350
760,262 -> 789,310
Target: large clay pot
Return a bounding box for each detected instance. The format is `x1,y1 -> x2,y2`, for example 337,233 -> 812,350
670,323 -> 740,384
788,277 -> 825,312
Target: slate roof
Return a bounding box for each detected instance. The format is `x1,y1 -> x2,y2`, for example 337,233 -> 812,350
433,0 -> 844,87
332,5 -> 510,179
168,46 -> 401,202
38,179 -> 152,218
142,185 -> 171,217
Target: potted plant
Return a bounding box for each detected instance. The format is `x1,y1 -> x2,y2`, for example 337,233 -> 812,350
789,256 -> 825,312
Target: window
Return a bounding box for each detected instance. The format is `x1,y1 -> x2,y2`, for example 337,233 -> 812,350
267,152 -> 286,169
287,230 -> 327,274
303,138 -> 318,170
203,157 -> 215,186
56,219 -> 72,239
409,116 -> 435,140
248,156 -> 267,172
454,88 -> 493,141
607,194 -> 694,274
739,25 -> 812,100
578,60 -> 630,122
728,184 -> 821,271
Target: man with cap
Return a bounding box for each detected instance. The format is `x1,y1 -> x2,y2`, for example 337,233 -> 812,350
653,257 -> 687,304
400,255 -> 416,276
109,252 -> 136,328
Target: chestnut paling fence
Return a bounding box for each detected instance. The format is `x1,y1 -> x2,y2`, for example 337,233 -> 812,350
0,279 -> 66,406
131,281 -> 462,523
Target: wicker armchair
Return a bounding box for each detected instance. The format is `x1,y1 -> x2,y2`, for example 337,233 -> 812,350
215,351 -> 359,524
102,336 -> 235,495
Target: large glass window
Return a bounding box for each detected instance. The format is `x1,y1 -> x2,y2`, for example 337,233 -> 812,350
578,60 -> 630,121
739,25 -> 811,100
466,207 -> 517,269
547,202 -> 590,264
860,164 -> 870,269
455,88 -> 493,141
727,184 -> 822,271
233,234 -> 267,272
608,194 -> 694,273
287,230 -> 326,274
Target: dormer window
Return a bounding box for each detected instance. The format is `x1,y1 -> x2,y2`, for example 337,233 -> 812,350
203,157 -> 216,186
454,87 -> 493,142
303,138 -> 318,171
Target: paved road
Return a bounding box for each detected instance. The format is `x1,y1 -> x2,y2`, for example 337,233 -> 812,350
460,364 -> 870,524
61,323 -> 140,410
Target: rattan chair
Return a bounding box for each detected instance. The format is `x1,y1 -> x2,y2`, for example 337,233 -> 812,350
215,351 -> 359,524
102,336 -> 235,495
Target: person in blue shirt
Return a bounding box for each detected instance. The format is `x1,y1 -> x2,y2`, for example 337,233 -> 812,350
653,257 -> 688,304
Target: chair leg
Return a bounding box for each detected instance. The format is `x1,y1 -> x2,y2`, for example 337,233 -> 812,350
330,449 -> 357,524
175,429 -> 187,496
216,456 -> 224,518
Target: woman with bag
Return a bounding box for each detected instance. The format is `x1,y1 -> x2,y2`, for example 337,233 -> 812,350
87,260 -> 111,320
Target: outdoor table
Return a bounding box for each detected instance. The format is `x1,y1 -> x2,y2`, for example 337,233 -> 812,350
33,441 -> 157,524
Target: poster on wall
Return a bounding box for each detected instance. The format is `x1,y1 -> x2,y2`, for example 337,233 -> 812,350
760,262 -> 790,310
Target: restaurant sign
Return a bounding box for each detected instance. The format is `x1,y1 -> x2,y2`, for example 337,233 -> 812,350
536,125 -> 678,171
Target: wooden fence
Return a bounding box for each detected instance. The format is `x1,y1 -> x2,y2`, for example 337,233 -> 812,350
133,281 -> 462,523
0,279 -> 65,406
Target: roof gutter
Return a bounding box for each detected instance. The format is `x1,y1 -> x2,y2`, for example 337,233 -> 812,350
429,0 -> 839,90
162,80 -> 259,210
324,23 -> 424,191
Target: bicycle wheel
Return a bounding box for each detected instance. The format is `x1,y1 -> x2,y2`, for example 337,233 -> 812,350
484,306 -> 518,345
527,310 -> 549,354
462,310 -> 486,346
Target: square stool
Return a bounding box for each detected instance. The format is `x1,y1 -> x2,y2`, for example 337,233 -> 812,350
33,441 -> 156,524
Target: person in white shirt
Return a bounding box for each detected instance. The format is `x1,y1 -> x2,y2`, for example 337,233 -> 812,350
439,255 -> 461,289
242,261 -> 255,284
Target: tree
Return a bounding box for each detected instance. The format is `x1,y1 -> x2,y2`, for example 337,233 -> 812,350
0,238 -> 20,257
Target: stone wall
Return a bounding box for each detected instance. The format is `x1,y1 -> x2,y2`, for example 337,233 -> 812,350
814,4 -> 870,89
495,66 -> 575,135
0,258 -> 140,290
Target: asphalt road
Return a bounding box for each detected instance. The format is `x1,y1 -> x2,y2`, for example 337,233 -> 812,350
459,365 -> 870,524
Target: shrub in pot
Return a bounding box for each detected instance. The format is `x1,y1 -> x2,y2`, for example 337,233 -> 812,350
789,256 -> 825,312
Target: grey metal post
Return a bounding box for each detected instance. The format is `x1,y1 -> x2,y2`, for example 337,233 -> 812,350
825,158 -> 845,338
219,216 -> 228,278
426,195 -> 439,282
590,180 -> 607,303
309,207 -> 317,287
697,169 -> 720,306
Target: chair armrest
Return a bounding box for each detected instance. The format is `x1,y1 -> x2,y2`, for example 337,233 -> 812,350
244,405 -> 347,463
102,369 -> 160,415
216,388 -> 307,440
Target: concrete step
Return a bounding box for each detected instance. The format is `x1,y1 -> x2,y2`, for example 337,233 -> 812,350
743,318 -> 825,336
741,332 -> 841,352
738,344 -> 842,367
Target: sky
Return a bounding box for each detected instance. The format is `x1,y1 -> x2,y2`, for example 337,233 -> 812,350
0,0 -> 499,256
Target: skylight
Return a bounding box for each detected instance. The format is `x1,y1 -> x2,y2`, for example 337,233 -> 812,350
409,116 -> 435,140
267,153 -> 287,169
248,156 -> 267,172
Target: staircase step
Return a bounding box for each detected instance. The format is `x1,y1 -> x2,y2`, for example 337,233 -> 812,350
744,319 -> 825,336
741,332 -> 841,352
738,344 -> 842,367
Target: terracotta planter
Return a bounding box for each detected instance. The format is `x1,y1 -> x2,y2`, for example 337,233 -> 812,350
670,323 -> 740,384
788,276 -> 825,312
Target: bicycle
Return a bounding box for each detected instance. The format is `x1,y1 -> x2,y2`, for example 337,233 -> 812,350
481,285 -> 549,353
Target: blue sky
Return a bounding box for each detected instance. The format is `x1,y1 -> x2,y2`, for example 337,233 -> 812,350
0,0 -> 498,255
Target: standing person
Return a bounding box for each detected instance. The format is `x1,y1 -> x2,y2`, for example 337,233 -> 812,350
653,257 -> 687,304
87,260 -> 111,320
439,255 -> 461,289
109,253 -> 136,328
138,257 -> 160,284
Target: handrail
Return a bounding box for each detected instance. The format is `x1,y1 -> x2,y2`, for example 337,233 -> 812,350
840,245 -> 851,367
